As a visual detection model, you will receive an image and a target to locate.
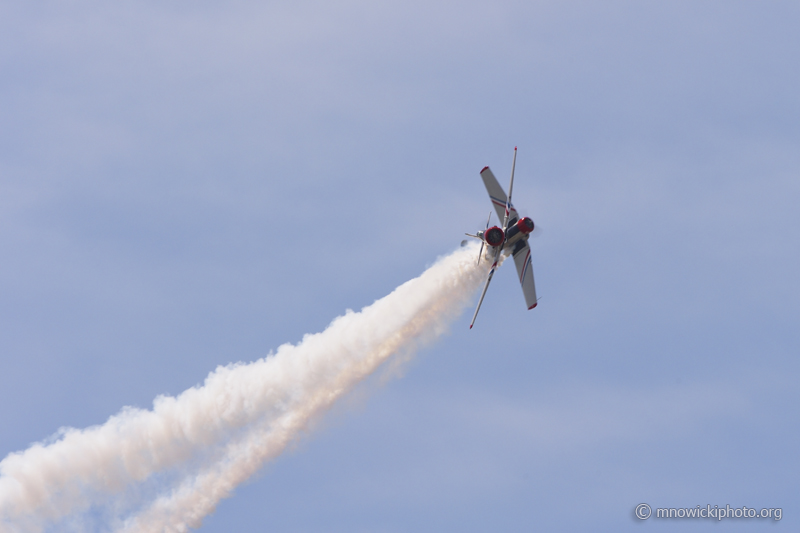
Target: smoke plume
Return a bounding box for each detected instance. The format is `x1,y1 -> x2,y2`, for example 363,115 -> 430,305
0,245 -> 486,532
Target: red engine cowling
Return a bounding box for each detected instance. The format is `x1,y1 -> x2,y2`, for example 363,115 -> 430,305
517,217 -> 534,235
484,226 -> 505,246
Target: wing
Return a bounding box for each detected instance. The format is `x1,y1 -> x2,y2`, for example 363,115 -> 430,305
511,240 -> 538,309
480,166 -> 519,225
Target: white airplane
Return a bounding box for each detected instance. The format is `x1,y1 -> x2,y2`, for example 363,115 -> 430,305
465,147 -> 538,329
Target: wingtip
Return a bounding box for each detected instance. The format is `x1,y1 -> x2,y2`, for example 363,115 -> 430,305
514,146 -> 517,151
480,166 -> 489,173
528,303 -> 537,310
469,324 -> 473,329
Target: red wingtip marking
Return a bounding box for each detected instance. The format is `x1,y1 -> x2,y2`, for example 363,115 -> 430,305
514,146 -> 517,150
480,166 -> 489,173
528,303 -> 537,309
469,325 -> 473,329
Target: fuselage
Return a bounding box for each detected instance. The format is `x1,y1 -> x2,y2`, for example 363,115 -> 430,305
476,216 -> 534,261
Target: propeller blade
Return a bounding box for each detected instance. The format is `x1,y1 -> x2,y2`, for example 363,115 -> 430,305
502,147 -> 517,231
476,210 -> 491,265
469,246 -> 502,329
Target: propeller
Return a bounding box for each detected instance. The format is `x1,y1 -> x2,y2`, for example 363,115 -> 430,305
469,245 -> 502,329
469,147 -> 517,329
476,211 -> 492,265
501,147 -> 517,231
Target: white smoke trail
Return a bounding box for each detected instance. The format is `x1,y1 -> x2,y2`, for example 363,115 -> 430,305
0,245 -> 489,532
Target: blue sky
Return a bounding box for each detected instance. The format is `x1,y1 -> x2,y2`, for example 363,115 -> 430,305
1,1 -> 798,531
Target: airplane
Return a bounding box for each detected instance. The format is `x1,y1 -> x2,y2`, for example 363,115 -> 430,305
464,147 -> 538,329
